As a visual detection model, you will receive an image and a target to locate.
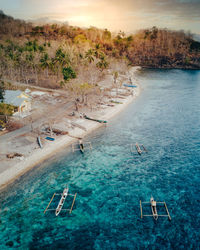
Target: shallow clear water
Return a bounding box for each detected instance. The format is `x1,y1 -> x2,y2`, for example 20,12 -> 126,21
0,69 -> 200,249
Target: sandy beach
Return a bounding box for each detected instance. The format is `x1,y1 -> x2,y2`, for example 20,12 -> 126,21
0,67 -> 141,190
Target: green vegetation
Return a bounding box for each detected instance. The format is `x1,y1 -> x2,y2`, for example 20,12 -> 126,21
0,119 -> 6,128
0,11 -> 199,91
0,103 -> 15,116
189,40 -> 200,51
62,66 -> 76,82
0,32 -> 109,88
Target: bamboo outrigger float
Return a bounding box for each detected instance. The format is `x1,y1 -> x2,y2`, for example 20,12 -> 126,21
140,196 -> 171,221
141,144 -> 148,153
44,187 -> 77,216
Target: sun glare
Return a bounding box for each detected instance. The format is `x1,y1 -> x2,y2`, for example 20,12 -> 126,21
68,15 -> 92,26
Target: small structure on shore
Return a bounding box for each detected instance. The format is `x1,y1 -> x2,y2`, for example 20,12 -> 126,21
44,187 -> 77,216
3,90 -> 31,116
140,196 -> 171,221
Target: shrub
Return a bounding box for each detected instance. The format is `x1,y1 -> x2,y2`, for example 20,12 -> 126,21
62,67 -> 76,82
0,103 -> 14,115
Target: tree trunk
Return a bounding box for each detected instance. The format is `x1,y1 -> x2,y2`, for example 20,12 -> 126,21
75,101 -> 79,112
46,68 -> 49,78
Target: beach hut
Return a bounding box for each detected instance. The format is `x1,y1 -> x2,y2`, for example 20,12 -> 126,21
3,90 -> 31,116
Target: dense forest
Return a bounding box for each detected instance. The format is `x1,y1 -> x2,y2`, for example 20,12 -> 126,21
0,10 -> 200,89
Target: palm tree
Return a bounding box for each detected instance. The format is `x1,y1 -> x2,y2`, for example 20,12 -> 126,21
53,48 -> 70,80
25,52 -> 39,84
40,53 -> 50,77
94,44 -> 101,58
96,55 -> 109,71
85,49 -> 94,63
54,48 -> 70,67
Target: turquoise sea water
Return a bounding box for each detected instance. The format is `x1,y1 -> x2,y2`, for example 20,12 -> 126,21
0,69 -> 200,249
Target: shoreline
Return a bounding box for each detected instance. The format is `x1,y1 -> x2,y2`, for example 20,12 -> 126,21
0,67 -> 141,191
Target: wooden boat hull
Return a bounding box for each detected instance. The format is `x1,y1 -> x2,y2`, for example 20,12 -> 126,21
123,84 -> 137,88
151,206 -> 158,220
45,137 -> 55,141
150,197 -> 158,220
79,144 -> 84,153
37,136 -> 43,148
84,115 -> 107,123
55,188 -> 69,216
135,143 -> 142,155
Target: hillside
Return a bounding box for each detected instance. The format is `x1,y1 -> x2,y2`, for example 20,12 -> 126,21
0,11 -> 200,90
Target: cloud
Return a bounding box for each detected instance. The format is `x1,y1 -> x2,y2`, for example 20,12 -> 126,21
107,0 -> 200,19
1,0 -> 200,33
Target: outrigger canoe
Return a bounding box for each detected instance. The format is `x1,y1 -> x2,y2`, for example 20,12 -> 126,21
37,136 -> 43,148
123,84 -> 137,88
45,137 -> 55,141
55,188 -> 69,216
135,143 -> 142,155
79,142 -> 84,153
84,115 -> 107,124
111,100 -> 123,104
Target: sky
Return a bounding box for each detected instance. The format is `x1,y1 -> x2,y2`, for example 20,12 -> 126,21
0,0 -> 200,34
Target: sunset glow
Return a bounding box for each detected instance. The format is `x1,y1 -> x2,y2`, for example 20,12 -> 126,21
0,0 -> 199,33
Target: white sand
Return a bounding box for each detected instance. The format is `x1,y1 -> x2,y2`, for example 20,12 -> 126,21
0,67 -> 141,190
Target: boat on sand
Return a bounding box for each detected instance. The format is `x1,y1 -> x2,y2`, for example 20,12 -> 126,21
84,115 -> 107,124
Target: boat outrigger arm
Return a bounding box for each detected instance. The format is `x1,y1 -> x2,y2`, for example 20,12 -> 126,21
44,188 -> 77,216
140,197 -> 171,221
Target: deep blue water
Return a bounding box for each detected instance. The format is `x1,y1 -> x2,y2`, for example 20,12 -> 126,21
0,69 -> 200,249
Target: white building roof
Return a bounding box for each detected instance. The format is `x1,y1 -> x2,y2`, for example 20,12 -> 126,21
3,90 -> 31,107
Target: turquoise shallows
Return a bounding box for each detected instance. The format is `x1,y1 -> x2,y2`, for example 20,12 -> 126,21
0,69 -> 200,249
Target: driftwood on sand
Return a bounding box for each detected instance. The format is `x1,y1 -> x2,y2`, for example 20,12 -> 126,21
7,153 -> 23,159
45,127 -> 68,135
